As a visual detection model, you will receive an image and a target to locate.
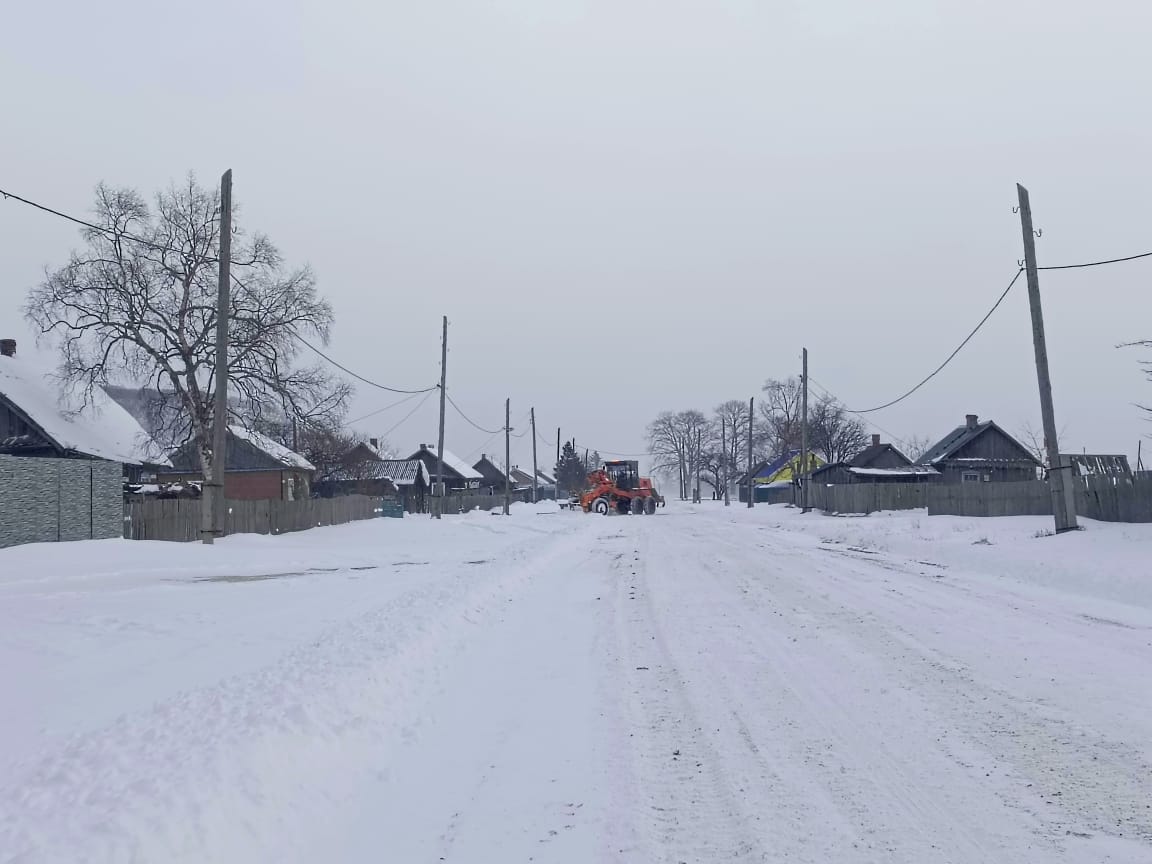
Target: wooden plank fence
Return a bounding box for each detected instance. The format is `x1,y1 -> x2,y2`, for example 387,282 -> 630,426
438,491 -> 529,514
804,475 -> 1152,523
809,482 -> 929,515
125,495 -> 386,542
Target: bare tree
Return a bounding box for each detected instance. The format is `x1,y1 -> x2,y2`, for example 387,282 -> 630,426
1016,420 -> 1068,467
27,176 -> 351,493
646,409 -> 708,499
808,396 -> 870,464
759,377 -> 803,459
896,434 -> 934,462
1122,339 -> 1152,419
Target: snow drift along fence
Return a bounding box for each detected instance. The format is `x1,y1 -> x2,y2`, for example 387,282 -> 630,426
809,482 -> 929,515
125,495 -> 384,542
0,455 -> 123,547
438,490 -> 529,514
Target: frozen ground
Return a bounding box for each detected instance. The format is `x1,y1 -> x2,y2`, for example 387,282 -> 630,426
2,501 -> 1151,863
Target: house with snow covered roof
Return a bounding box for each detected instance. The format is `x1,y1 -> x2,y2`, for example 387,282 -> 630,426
0,339 -> 167,478
472,454 -> 509,493
158,425 -> 315,500
408,444 -> 482,491
810,435 -> 940,485
314,440 -> 431,511
916,414 -> 1041,484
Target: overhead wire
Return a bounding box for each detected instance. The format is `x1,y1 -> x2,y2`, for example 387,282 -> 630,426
1037,251 -> 1152,270
292,334 -> 439,394
346,392 -> 422,425
445,392 -> 503,435
806,376 -> 903,443
834,268 -> 1024,414
1,185 -> 218,259
380,389 -> 436,439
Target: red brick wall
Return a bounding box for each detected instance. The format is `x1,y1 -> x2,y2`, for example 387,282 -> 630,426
225,472 -> 284,500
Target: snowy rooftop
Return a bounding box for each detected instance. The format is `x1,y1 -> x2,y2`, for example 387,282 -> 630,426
229,426 -> 315,471
0,354 -> 167,466
848,466 -> 940,477
415,444 -> 483,480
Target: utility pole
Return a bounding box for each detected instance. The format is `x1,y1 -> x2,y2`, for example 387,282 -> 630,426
530,407 -> 539,503
556,427 -> 561,501
721,416 -> 730,506
747,396 -> 755,508
203,169 -> 232,545
1017,184 -> 1077,533
434,315 -> 447,519
504,398 -> 512,516
801,347 -> 811,513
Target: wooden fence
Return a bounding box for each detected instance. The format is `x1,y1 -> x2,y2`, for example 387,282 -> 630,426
927,480 -> 1052,518
437,490 -> 529,515
805,475 -> 1152,523
125,495 -> 385,542
809,482 -> 929,515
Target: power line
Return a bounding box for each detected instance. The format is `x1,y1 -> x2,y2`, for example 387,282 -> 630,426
293,334 -> 438,394
445,392 -> 503,435
1,185 -> 217,259
346,392 -> 422,425
807,376 -> 903,442
380,390 -> 435,439
1038,251 -> 1152,270
835,268 -> 1024,414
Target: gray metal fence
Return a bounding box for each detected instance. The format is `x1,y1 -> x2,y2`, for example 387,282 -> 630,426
0,455 -> 124,548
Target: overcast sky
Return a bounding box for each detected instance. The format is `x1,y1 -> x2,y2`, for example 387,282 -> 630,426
3,0 -> 1151,473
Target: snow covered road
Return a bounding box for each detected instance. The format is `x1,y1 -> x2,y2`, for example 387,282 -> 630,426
3,503 -> 1151,862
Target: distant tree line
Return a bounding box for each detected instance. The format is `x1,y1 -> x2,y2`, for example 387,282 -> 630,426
645,378 -> 932,499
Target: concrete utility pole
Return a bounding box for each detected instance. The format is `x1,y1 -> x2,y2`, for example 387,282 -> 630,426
801,347 -> 811,513
203,169 -> 232,545
504,398 -> 512,516
1017,184 -> 1077,533
721,416 -> 730,506
747,396 -> 755,508
530,407 -> 539,503
434,315 -> 447,519
556,427 -> 561,500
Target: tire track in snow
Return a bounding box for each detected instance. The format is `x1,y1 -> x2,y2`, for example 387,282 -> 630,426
673,515 -> 1152,859
603,521 -> 769,862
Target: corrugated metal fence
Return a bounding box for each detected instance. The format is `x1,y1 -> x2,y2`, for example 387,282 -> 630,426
0,455 -> 123,548
125,495 -> 384,541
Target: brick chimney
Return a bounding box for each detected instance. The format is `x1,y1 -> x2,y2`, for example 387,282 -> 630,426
966,414 -> 979,430
370,437 -> 379,450
0,339 -> 15,357
871,434 -> 881,447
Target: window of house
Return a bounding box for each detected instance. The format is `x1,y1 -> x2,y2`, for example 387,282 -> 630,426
962,472 -> 980,483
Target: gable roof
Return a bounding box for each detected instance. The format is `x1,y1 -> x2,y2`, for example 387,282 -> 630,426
228,426 -> 315,470
916,420 -> 1041,467
0,355 -> 166,465
411,444 -> 483,481
473,455 -> 509,486
509,466 -> 536,486
848,443 -> 912,468
374,459 -> 430,486
736,449 -> 825,486
536,467 -> 556,485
